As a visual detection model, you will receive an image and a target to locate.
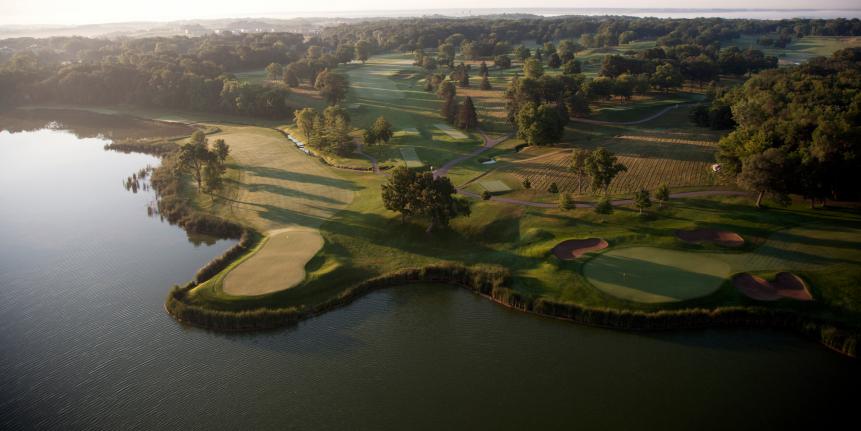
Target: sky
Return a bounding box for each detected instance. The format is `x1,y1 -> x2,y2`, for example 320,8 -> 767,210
1,0 -> 860,26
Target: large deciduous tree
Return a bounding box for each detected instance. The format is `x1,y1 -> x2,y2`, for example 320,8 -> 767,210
585,148 -> 627,195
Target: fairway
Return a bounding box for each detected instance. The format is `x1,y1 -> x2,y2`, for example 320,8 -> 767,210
223,228 -> 324,296
435,123 -> 468,139
583,247 -> 731,303
479,180 -> 511,193
400,146 -> 423,167
188,124 -> 355,298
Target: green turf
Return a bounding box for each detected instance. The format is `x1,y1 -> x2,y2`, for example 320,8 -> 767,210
584,247 -> 731,303
479,180 -> 512,193
399,146 -> 423,167
583,224 -> 861,303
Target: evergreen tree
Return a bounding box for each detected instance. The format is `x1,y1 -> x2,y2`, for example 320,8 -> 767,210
480,74 -> 492,90
457,96 -> 479,130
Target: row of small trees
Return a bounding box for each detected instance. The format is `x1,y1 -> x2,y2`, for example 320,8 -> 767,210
293,105 -> 353,156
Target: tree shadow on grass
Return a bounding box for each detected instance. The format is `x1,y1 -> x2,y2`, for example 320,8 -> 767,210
241,165 -> 361,191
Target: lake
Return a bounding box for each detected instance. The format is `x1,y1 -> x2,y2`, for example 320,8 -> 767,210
0,126 -> 857,430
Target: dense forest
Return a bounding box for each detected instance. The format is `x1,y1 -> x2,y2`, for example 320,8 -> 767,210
0,15 -> 859,121
713,48 -> 861,205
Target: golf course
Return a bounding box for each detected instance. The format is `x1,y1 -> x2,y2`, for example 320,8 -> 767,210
7,30 -> 859,357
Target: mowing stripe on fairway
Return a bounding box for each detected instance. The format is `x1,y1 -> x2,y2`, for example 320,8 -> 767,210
434,123 -> 468,139
400,147 -> 423,167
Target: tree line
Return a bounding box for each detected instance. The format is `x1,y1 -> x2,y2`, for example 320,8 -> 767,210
710,48 -> 861,206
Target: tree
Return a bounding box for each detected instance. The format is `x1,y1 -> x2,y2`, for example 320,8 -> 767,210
547,53 -> 562,69
177,131 -> 214,191
457,96 -> 478,130
381,167 -> 419,223
294,107 -> 317,138
363,128 -> 377,146
737,148 -> 789,208
585,148 -> 628,195
479,61 -> 489,76
563,59 -> 581,75
514,45 -> 531,61
354,40 -> 371,63
371,116 -> 393,144
558,193 -> 573,210
283,68 -> 299,87
203,157 -> 224,192
570,148 -> 589,193
548,182 -> 559,193
314,69 -> 349,105
515,102 -> 566,146
522,177 -> 531,189
480,74 -> 492,90
437,81 -> 458,123
633,188 -> 652,214
415,172 -> 471,232
212,139 -> 229,163
655,183 -> 670,208
438,43 -> 455,64
265,63 -> 283,81
594,196 -> 613,214
523,58 -> 544,79
482,190 -> 492,200
494,55 -> 511,69
614,73 -> 635,100
651,63 -> 683,92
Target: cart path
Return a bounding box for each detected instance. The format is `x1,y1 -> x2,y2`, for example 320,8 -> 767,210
569,104 -> 684,126
433,130 -> 512,179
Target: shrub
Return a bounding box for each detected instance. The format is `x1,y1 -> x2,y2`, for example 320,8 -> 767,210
522,178 -> 531,189
595,197 -> 613,214
482,190 -> 492,200
548,182 -> 558,193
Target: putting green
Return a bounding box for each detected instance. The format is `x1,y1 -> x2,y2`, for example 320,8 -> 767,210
222,228 -> 324,296
583,247 -> 731,303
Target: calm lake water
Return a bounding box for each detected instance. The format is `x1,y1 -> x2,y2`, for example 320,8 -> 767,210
0,128 -> 858,430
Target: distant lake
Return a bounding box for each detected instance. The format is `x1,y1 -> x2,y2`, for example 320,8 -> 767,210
0,125 -> 858,430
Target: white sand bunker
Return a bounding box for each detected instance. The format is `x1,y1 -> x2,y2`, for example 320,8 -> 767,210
435,123 -> 468,139
223,228 -> 324,296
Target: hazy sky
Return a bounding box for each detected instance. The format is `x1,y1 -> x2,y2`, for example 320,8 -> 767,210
2,0 -> 860,25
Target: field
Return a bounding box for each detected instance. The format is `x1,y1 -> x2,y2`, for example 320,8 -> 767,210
725,35 -> 861,65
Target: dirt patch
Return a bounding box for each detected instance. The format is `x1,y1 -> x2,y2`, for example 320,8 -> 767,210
676,229 -> 744,247
552,238 -> 608,260
733,272 -> 813,301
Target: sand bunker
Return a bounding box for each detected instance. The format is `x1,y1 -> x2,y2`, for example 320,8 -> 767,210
733,272 -> 813,301
676,229 -> 744,247
552,238 -> 608,260
223,228 -> 324,296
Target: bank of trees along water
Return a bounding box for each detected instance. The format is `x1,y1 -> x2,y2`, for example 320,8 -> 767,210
710,48 -> 861,207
